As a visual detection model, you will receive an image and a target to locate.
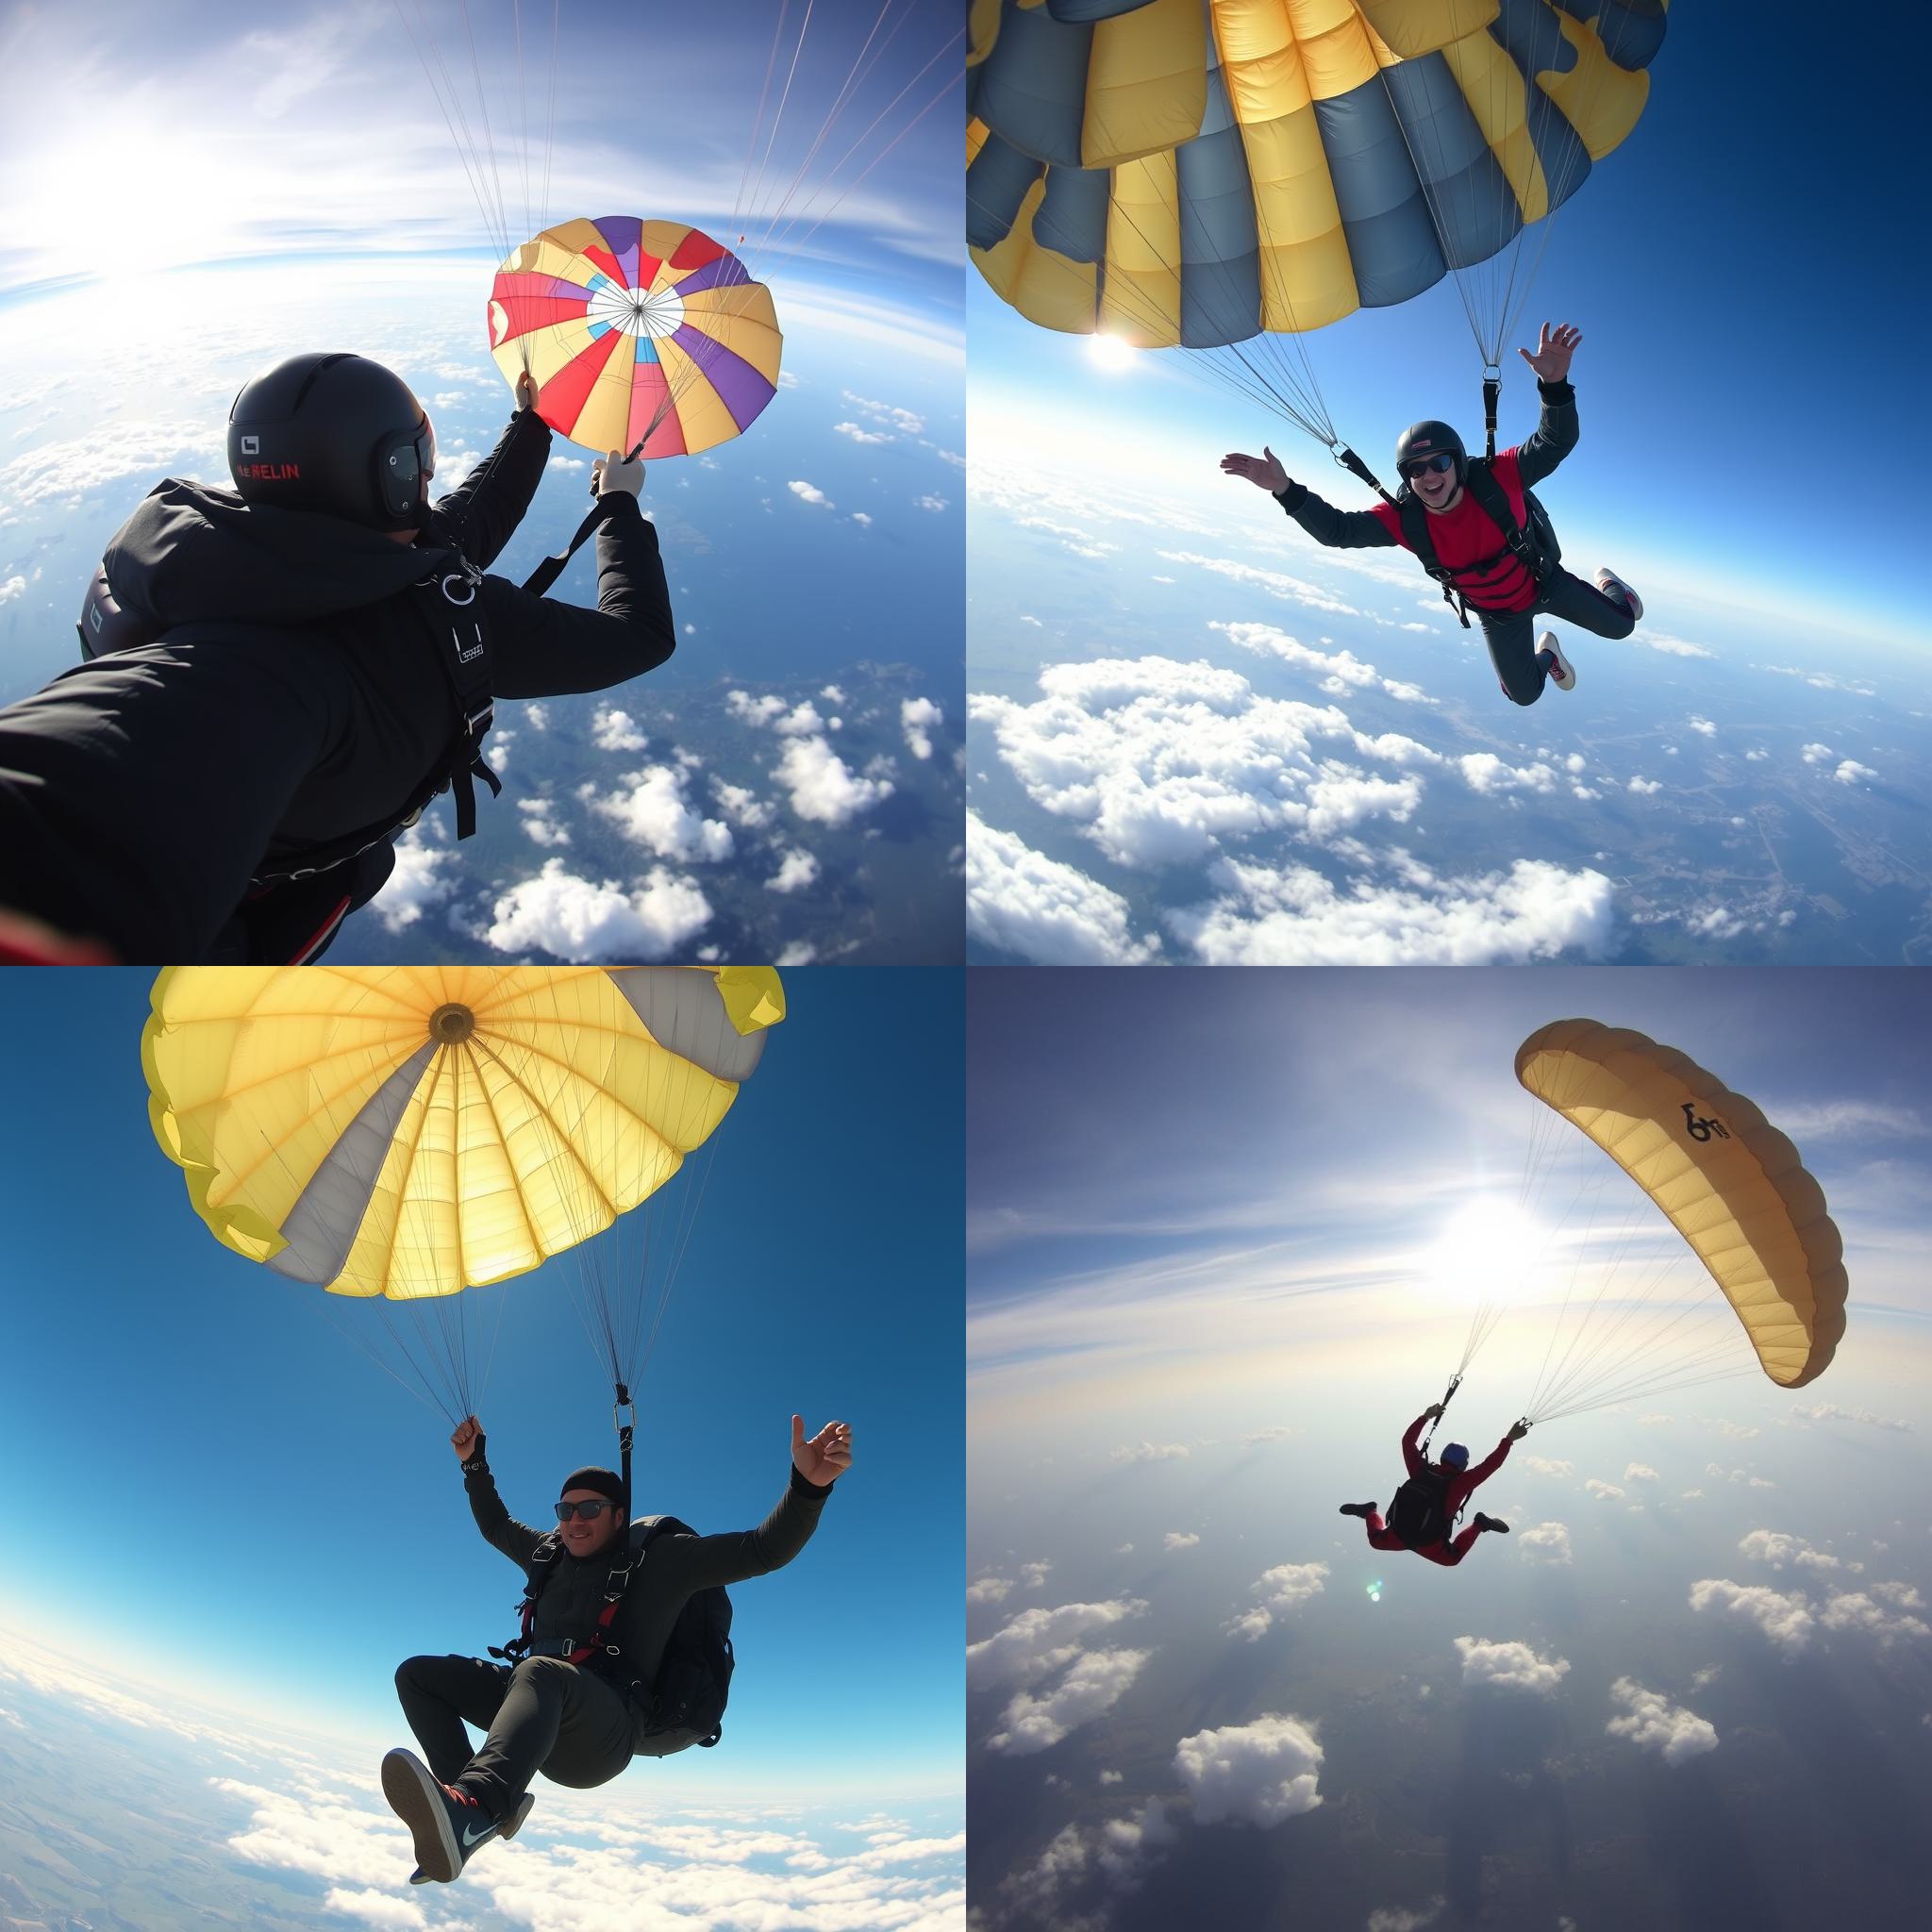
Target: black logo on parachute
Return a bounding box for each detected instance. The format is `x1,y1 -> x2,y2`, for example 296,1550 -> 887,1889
1681,1104 -> 1730,1143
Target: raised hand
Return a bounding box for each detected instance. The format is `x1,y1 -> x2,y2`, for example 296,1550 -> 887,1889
1220,446 -> 1289,493
451,1415 -> 485,1462
791,1414 -> 854,1486
1519,322 -> 1581,383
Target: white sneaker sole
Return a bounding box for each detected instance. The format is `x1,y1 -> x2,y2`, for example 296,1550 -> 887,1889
1539,630 -> 1575,691
1596,570 -> 1643,623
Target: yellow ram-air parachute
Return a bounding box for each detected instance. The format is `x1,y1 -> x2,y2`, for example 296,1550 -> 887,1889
1515,1019 -> 1846,1390
143,964 -> 784,1306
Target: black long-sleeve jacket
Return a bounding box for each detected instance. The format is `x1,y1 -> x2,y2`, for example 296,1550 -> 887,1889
465,1459 -> 832,1693
0,407 -> 673,959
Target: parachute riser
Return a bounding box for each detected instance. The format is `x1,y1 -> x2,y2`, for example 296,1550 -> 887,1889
1417,1373 -> 1461,1457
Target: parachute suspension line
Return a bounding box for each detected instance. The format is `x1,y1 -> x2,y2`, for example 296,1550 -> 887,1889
762,35 -> 962,267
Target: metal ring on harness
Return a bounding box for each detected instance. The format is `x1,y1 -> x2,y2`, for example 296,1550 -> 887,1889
439,571 -> 478,607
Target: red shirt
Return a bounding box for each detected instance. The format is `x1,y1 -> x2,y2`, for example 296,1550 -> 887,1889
1399,1411 -> 1513,1524
1373,449 -> 1538,613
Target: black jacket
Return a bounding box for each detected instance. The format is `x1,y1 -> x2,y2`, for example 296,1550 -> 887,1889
0,407 -> 672,960
466,1460 -> 832,1693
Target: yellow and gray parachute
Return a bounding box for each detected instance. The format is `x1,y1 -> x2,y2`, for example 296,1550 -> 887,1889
143,965 -> 784,1303
1515,1018 -> 1846,1390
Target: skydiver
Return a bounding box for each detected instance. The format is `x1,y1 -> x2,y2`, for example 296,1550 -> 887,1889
0,355 -> 674,962
1222,323 -> 1643,706
384,1409 -> 851,1885
1337,1405 -> 1528,1568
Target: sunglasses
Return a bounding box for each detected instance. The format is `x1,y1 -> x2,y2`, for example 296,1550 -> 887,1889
1402,453 -> 1457,480
555,1498 -> 620,1522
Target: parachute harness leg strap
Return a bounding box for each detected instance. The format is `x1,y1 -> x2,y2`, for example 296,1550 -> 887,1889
1482,372 -> 1502,463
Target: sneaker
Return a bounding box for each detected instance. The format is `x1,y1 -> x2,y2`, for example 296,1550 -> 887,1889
383,1748 -> 507,1885
1337,1502 -> 1377,1519
1538,631 -> 1575,691
1472,1512 -> 1510,1535
1595,568 -> 1642,622
409,1791 -> 533,1884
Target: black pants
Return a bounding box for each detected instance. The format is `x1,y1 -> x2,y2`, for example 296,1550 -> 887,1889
1478,567 -> 1638,706
394,1654 -> 639,1820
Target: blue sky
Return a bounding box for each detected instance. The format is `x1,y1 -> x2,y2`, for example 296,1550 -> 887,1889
967,6 -> 1928,650
967,967 -> 1928,1367
0,966 -> 962,1801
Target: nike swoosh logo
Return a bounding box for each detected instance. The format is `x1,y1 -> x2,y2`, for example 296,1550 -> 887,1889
461,1820 -> 496,1849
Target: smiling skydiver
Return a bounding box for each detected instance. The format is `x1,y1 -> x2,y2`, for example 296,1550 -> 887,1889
1223,324 -> 1643,707
0,352 -> 673,962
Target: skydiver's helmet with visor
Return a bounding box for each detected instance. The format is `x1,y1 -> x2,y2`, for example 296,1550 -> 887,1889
1439,1442 -> 1470,1471
228,352 -> 435,533
1395,420 -> 1466,491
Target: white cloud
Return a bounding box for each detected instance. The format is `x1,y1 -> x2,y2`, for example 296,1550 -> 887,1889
1453,1636 -> 1570,1694
1163,1532 -> 1200,1553
725,691 -> 787,725
965,814 -> 1160,965
1833,758 -> 1877,785
789,479 -> 834,508
1739,1530 -> 1840,1573
1687,1578 -> 1814,1656
1517,1522 -> 1573,1565
987,1648 -> 1152,1755
591,706 -> 649,753
902,695 -> 943,760
1458,753 -> 1557,795
764,848 -> 820,894
591,764 -> 734,864
967,1600 -> 1147,1692
1174,1714 -> 1324,1826
482,858 -> 711,961
1110,1441 -> 1190,1466
774,734 -> 893,826
1170,853 -> 1614,966
1606,1678 -> 1719,1765
1818,1591 -> 1932,1644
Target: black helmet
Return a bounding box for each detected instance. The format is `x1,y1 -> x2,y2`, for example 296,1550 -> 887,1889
228,352 -> 435,531
1394,419 -> 1466,487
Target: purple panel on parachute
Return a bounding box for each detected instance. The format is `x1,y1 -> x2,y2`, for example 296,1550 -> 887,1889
670,326 -> 774,427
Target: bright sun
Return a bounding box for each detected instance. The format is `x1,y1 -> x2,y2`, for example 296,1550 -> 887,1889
1087,334 -> 1138,374
1424,1197 -> 1547,1307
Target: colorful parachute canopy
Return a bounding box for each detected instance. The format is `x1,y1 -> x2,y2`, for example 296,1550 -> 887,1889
144,965 -> 785,1303
1515,1019 -> 1846,1390
967,0 -> 1665,353
489,218 -> 781,458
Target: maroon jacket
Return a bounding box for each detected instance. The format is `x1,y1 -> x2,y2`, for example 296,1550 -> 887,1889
1400,1410 -> 1513,1520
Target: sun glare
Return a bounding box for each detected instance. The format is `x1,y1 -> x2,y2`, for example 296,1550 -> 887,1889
1087,334 -> 1137,374
1424,1197 -> 1546,1308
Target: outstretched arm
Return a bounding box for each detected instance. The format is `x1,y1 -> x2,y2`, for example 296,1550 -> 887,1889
661,1416 -> 850,1591
1400,1410 -> 1433,1477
